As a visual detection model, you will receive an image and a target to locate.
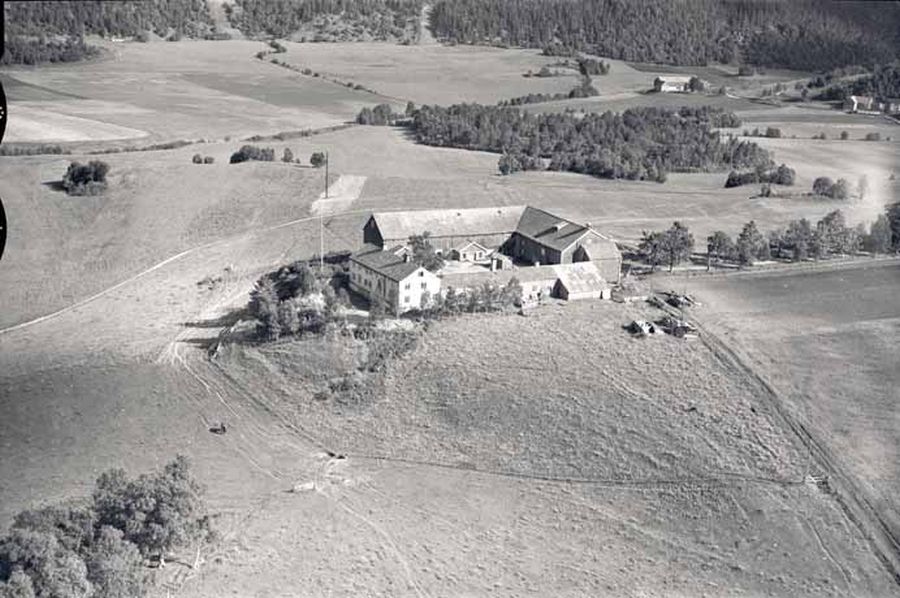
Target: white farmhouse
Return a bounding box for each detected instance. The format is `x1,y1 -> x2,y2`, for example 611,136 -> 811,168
349,245 -> 441,314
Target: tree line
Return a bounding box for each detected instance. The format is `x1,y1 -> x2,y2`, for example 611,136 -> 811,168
427,0 -> 900,71
405,103 -> 771,182
0,457 -> 210,598
641,202 -> 900,272
498,75 -> 599,106
228,0 -> 423,40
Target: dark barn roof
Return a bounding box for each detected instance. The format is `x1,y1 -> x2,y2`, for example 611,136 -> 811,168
351,244 -> 424,282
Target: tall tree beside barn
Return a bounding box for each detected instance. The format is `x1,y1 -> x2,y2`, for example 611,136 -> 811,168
706,230 -> 735,270
660,222 -> 694,272
736,220 -> 767,266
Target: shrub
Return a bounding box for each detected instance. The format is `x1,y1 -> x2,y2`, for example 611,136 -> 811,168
812,176 -> 849,199
738,65 -> 755,76
765,127 -> 782,138
864,132 -> 881,141
62,160 -> 109,196
203,156 -> 214,164
229,145 -> 275,163
192,153 -> 203,164
310,152 -> 326,168
282,148 -> 294,163
840,130 -> 849,140
498,153 -> 520,175
812,176 -> 835,196
356,103 -> 396,125
769,164 -> 796,185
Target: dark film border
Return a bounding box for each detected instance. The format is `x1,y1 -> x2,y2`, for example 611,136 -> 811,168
0,196 -> 6,263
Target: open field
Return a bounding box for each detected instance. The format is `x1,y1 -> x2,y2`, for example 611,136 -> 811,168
682,263 -> 900,546
0,149 -> 330,329
4,103 -> 150,142
0,40 -> 392,145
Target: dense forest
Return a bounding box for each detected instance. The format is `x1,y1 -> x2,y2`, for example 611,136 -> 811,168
429,0 -> 900,71
818,64 -> 900,101
228,0 -> 424,41
2,0 -> 215,65
409,104 -> 770,181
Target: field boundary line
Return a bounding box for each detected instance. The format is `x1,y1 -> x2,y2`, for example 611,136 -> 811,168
349,453 -> 804,489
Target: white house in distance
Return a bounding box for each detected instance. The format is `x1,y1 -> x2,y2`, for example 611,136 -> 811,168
843,95 -> 900,115
653,75 -> 692,93
350,205 -> 621,313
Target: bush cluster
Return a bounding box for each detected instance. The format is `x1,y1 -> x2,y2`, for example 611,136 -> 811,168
724,164 -> 796,188
192,154 -> 215,164
355,104 -> 398,126
229,145 -> 275,164
0,457 -> 209,598
812,177 -> 850,200
62,161 -> 109,196
247,260 -> 348,341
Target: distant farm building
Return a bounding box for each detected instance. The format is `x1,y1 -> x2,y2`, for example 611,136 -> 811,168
351,206 -> 621,312
653,76 -> 692,93
843,95 -> 900,115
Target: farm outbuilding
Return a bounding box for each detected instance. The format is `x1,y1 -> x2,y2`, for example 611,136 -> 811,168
553,262 -> 611,300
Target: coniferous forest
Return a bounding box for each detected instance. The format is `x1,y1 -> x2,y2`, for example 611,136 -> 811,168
409,104 -> 771,181
5,0 -> 899,70
2,0 -> 215,64
229,0 -> 425,40
429,0 -> 900,71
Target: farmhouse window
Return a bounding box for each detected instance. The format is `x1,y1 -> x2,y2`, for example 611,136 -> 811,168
421,282 -> 427,289
405,282 -> 411,290
404,295 -> 410,304
419,271 -> 424,277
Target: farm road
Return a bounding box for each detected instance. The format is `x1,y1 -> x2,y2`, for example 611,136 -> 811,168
310,174 -> 367,216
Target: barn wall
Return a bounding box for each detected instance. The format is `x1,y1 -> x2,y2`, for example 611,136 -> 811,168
511,233 -> 561,265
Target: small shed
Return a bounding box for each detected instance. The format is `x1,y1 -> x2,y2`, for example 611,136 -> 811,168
553,262 -> 610,300
450,240 -> 490,263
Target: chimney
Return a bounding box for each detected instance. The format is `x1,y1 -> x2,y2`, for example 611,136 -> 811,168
403,253 -> 410,263
491,258 -> 497,272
